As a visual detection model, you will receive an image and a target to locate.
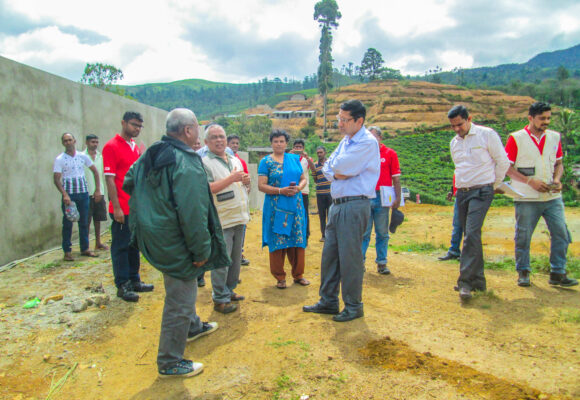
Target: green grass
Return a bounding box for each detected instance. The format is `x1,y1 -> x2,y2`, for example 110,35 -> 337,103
391,241 -> 446,253
557,309 -> 580,324
486,255 -> 580,278
37,261 -> 59,271
267,339 -> 297,348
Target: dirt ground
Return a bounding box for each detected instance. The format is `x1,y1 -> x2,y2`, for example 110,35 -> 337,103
1,203 -> 579,400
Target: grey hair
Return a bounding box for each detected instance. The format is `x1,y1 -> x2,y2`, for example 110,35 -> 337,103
368,126 -> 382,137
166,108 -> 197,136
204,123 -> 226,140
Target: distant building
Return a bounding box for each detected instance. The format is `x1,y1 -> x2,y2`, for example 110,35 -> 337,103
273,110 -> 294,119
290,94 -> 307,101
272,110 -> 317,119
294,110 -> 316,119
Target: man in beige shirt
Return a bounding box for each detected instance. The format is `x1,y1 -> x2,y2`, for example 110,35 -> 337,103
202,124 -> 251,313
448,105 -> 510,301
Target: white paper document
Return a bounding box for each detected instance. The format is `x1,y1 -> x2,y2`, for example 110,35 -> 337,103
380,186 -> 404,207
497,182 -> 525,199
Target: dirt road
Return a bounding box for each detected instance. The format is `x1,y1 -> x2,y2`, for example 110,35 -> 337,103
1,204 -> 579,400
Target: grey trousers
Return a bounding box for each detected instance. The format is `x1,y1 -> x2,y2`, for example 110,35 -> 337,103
318,198 -> 370,312
211,224 -> 244,303
157,274 -> 202,370
456,185 -> 494,291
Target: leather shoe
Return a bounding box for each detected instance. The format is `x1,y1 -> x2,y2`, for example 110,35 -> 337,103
117,281 -> 139,302
302,303 -> 339,315
459,287 -> 472,301
549,272 -> 578,287
214,302 -> 238,314
517,270 -> 531,287
377,264 -> 390,275
131,281 -> 154,292
438,253 -> 459,261
332,308 -> 364,322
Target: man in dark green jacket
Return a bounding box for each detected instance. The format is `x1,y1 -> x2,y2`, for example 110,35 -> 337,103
123,108 -> 231,379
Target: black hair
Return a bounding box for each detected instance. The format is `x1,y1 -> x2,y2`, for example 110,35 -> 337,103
316,146 -> 326,152
227,135 -> 240,143
269,129 -> 290,143
61,132 -> 75,141
123,111 -> 143,123
447,105 -> 469,119
86,134 -> 98,141
340,100 -> 366,122
293,139 -> 305,147
528,102 -> 551,117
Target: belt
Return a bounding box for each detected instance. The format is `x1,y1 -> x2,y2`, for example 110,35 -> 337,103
332,195 -> 368,205
458,183 -> 492,192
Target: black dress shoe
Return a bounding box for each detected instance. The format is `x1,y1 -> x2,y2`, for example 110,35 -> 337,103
332,308 -> 364,322
438,253 -> 459,261
131,281 -> 154,292
117,281 -> 139,302
302,303 -> 339,315
459,287 -> 472,301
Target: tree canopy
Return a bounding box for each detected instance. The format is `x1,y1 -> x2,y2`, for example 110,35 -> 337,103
360,48 -> 385,81
80,63 -> 124,89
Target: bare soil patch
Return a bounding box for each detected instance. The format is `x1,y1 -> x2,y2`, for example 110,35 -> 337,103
1,204 -> 579,400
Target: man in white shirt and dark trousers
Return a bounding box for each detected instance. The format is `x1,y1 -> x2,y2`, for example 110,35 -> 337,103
448,105 -> 510,301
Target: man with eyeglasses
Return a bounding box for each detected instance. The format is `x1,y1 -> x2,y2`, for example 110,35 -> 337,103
448,105 -> 509,301
303,100 -> 380,322
103,111 -> 154,302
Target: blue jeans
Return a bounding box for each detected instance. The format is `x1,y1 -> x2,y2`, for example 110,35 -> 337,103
448,199 -> 463,256
61,192 -> 90,253
515,199 -> 571,274
361,194 -> 390,265
110,213 -> 141,287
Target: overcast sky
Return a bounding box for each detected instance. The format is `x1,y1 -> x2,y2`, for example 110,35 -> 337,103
1,0 -> 579,85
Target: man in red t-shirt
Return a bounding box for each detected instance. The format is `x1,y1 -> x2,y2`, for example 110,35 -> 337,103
362,126 -> 401,275
103,111 -> 154,302
227,134 -> 251,267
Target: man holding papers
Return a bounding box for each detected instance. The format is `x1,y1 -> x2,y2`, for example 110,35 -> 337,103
361,126 -> 402,275
505,102 -> 577,288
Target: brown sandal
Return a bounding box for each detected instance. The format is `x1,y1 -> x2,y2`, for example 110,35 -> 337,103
276,280 -> 287,289
81,251 -> 98,257
63,252 -> 74,261
294,278 -> 310,286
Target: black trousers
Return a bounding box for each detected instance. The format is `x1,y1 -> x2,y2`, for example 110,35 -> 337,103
456,185 -> 494,291
316,193 -> 333,238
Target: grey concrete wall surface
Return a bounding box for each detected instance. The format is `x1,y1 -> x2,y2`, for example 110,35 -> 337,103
0,56 -> 168,266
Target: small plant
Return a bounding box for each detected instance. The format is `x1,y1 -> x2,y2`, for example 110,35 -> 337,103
37,261 -> 59,271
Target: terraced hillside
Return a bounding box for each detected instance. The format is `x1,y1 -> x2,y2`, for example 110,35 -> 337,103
266,80 -> 535,138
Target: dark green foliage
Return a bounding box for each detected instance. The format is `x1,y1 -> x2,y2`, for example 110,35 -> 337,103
415,44 -> 580,108
123,78 -> 317,120
360,48 -> 385,81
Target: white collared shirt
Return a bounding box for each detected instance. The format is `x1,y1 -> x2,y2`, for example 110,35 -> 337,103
450,123 -> 510,189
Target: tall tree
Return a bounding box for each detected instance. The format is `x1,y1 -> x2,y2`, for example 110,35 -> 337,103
80,63 -> 124,90
360,48 -> 384,81
314,0 -> 341,135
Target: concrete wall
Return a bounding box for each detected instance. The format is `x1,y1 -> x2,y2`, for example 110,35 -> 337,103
0,56 -> 168,266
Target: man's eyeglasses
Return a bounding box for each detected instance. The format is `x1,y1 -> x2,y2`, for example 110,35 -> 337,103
129,122 -> 144,129
336,116 -> 354,123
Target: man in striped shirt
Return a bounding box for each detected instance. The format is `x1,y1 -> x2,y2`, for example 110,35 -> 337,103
311,146 -> 332,241
53,133 -> 102,261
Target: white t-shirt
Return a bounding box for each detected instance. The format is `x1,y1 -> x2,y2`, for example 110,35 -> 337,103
53,151 -> 93,194
300,157 -> 310,195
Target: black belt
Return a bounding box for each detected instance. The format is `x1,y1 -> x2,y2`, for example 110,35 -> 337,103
332,195 -> 368,205
458,183 -> 492,192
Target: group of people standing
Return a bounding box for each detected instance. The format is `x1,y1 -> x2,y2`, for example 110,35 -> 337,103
438,102 -> 576,300
52,98 -> 576,379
